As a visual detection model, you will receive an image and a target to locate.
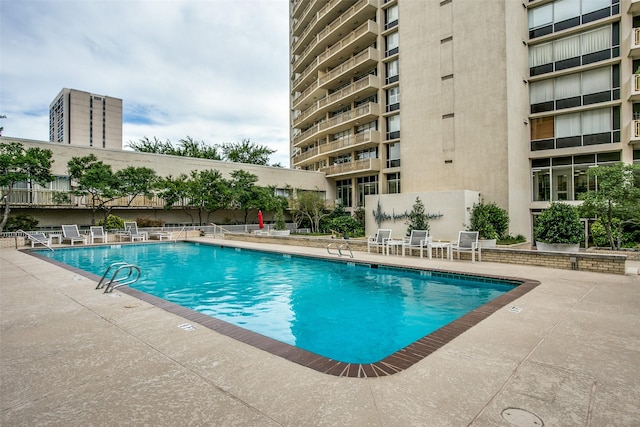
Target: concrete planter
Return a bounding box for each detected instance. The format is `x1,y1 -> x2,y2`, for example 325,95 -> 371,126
479,239 -> 497,248
270,230 -> 291,236
536,242 -> 580,252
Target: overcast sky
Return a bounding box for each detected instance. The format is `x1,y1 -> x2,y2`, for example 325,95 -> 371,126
0,0 -> 292,166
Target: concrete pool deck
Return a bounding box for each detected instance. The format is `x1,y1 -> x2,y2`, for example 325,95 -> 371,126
1,240 -> 639,426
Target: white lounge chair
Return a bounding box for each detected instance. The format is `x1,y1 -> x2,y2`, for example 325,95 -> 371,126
367,229 -> 392,253
27,232 -> 52,248
90,226 -> 108,244
119,221 -> 146,242
61,224 -> 87,246
402,230 -> 429,257
451,231 -> 480,262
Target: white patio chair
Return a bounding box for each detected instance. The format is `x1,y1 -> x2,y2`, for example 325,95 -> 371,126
61,224 -> 87,245
121,221 -> 146,242
451,231 -> 480,262
367,229 -> 392,253
90,226 -> 108,244
402,230 -> 429,257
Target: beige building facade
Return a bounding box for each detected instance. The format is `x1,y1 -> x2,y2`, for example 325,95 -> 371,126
49,88 -> 123,150
2,137 -> 332,228
289,0 -> 640,239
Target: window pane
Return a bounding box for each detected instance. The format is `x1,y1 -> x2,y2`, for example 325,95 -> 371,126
386,32 -> 399,50
531,117 -> 555,139
387,114 -> 400,132
555,74 -> 581,99
581,26 -> 610,55
556,112 -> 581,137
386,60 -> 398,77
554,0 -> 580,22
530,80 -> 554,103
582,67 -> 610,94
386,5 -> 398,23
582,108 -> 610,134
582,0 -> 610,14
529,43 -> 553,67
528,3 -> 552,29
554,35 -> 580,61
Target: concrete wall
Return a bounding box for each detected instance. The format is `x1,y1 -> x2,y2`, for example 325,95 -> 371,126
365,190 -> 479,241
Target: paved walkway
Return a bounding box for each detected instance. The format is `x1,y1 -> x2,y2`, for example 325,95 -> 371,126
1,240 -> 639,426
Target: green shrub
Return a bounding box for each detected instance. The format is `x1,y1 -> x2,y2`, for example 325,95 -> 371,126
535,203 -> 583,244
136,217 -> 164,227
497,234 -> 526,245
273,208 -> 286,230
5,213 -> 39,232
467,200 -> 509,240
405,197 -> 430,235
98,214 -> 125,230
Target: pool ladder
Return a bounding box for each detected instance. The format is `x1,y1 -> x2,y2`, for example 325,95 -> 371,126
326,242 -> 353,258
96,262 -> 141,293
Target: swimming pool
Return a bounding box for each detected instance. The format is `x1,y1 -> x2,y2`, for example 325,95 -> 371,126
32,242 -> 539,376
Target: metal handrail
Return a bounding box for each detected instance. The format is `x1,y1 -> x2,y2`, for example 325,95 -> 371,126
327,242 -> 353,258
18,229 -> 54,251
174,225 -> 187,240
96,262 -> 141,293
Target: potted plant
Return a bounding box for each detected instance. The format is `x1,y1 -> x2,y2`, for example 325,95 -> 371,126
467,200 -> 509,248
534,202 -> 583,252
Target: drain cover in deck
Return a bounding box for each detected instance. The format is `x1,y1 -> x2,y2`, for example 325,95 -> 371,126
501,408 -> 544,426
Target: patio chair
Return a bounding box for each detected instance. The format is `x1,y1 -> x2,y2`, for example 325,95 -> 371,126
27,232 -> 52,248
90,226 -> 108,244
367,229 -> 392,253
451,231 -> 480,262
120,221 -> 146,242
402,230 -> 429,257
61,224 -> 87,246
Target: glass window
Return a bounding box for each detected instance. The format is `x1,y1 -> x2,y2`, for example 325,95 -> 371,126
582,0 -> 610,14
530,79 -> 554,104
387,173 -> 401,194
357,176 -> 378,207
582,67 -> 610,94
528,3 -> 552,29
532,168 -> 551,201
531,117 -> 554,140
556,112 -> 581,137
554,35 -> 580,61
385,5 -> 398,25
581,26 -> 610,55
387,114 -> 400,133
386,32 -> 398,50
529,42 -> 553,67
387,142 -> 400,168
582,108 -> 610,134
554,0 -> 580,22
386,60 -> 398,79
554,74 -> 580,99
387,87 -> 400,105
336,179 -> 352,207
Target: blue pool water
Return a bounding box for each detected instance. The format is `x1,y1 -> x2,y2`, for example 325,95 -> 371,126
39,242 -> 516,363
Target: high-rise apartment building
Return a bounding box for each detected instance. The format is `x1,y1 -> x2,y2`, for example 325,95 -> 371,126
289,0 -> 640,237
49,88 -> 123,150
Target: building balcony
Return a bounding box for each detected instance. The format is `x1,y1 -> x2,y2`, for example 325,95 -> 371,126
292,0 -> 358,52
293,74 -> 380,128
292,130 -> 380,167
5,189 -> 169,209
318,47 -> 379,88
631,28 -> 640,58
631,120 -> 640,144
292,79 -> 325,110
629,0 -> 640,15
293,19 -> 377,76
320,157 -> 381,177
629,74 -> 640,101
292,102 -> 380,147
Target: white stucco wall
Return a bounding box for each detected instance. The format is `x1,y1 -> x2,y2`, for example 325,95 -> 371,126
365,190 -> 480,242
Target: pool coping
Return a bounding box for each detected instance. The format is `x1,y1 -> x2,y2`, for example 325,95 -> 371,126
24,243 -> 540,378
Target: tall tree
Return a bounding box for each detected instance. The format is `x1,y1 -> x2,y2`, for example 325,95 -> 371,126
221,139 -> 275,166
229,170 -> 267,224
157,170 -> 230,225
292,189 -> 327,233
578,163 -> 640,249
68,155 -> 158,224
0,142 -> 54,232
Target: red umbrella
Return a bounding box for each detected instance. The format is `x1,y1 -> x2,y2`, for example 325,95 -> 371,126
258,210 -> 264,229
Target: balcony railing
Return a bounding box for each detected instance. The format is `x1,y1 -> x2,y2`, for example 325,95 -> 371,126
318,47 -> 379,86
293,102 -> 380,147
633,119 -> 640,140
320,157 -> 381,177
4,189 -> 172,208
293,75 -> 379,127
292,130 -> 380,166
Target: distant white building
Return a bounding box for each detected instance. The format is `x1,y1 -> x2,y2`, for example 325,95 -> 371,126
49,88 -> 123,150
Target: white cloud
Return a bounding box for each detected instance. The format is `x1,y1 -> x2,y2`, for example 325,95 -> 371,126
0,0 -> 291,166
